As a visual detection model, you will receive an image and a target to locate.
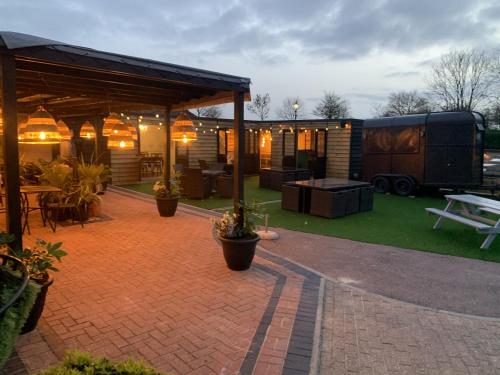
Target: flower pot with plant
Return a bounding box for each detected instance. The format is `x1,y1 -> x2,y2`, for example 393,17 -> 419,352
153,172 -> 182,217
212,201 -> 260,271
1,233 -> 67,333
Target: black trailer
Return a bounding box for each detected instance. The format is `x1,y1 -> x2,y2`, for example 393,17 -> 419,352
362,111 -> 485,196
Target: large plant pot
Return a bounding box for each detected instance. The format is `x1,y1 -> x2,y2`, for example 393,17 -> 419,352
156,197 -> 179,217
21,276 -> 53,334
88,201 -> 102,218
219,235 -> 260,271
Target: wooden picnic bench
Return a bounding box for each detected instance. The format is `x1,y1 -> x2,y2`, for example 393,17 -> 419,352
426,194 -> 500,249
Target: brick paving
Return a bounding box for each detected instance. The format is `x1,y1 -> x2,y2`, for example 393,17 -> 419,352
5,189 -> 500,374
318,280 -> 500,375
11,190 -> 320,375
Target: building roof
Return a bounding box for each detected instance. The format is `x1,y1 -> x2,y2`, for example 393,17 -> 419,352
0,32 -> 251,117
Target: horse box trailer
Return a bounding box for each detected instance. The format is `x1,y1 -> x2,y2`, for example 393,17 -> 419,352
362,111 -> 485,196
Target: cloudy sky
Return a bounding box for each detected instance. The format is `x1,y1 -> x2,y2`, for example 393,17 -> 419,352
1,0 -> 499,119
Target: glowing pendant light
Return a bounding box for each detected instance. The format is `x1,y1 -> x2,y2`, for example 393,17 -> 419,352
172,112 -> 197,143
18,121 -> 27,141
126,123 -> 138,141
107,122 -> 134,150
20,106 -> 61,144
102,113 -> 124,137
57,120 -> 72,141
80,121 -> 96,139
0,108 -> 3,136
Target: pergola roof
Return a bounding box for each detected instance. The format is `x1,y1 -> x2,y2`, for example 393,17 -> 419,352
0,31 -> 251,118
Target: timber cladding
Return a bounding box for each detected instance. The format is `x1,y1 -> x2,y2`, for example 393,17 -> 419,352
326,127 -> 352,179
110,148 -> 141,185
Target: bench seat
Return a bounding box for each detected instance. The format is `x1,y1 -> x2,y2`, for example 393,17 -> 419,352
425,208 -> 492,233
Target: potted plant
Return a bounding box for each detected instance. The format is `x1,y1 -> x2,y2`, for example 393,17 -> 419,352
1,233 -> 67,333
212,201 -> 260,271
98,165 -> 112,194
77,184 -> 100,220
153,172 -> 181,217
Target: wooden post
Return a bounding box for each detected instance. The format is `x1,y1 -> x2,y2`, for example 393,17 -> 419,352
233,91 -> 245,226
163,106 -> 171,184
0,51 -> 22,248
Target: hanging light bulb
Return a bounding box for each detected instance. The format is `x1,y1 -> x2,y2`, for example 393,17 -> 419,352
0,108 -> 3,136
57,120 -> 72,141
103,113 -> 124,137
172,112 -> 197,143
20,106 -> 61,144
125,122 -> 138,141
80,121 -> 96,139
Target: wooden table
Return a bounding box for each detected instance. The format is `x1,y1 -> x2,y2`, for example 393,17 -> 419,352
20,185 -> 62,234
426,194 -> 500,249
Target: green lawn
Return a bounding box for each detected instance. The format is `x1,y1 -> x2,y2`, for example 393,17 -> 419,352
120,176 -> 500,262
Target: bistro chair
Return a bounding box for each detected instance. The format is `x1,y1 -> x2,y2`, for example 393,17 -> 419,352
181,168 -> 211,199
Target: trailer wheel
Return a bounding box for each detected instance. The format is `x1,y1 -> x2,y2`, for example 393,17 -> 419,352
393,176 -> 415,196
372,176 -> 390,193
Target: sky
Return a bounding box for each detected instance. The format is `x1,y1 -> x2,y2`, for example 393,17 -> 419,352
1,0 -> 499,120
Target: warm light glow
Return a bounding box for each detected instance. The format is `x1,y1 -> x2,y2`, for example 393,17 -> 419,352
155,114 -> 160,118
120,141 -> 126,148
172,112 -> 197,143
20,106 -> 61,144
103,113 -> 125,137
292,102 -> 300,110
80,121 -> 96,139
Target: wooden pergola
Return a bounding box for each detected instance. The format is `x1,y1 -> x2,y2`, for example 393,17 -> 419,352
0,32 -> 251,248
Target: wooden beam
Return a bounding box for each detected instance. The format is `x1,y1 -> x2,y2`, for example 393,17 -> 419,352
0,51 -> 22,249
163,106 -> 171,184
233,91 -> 245,226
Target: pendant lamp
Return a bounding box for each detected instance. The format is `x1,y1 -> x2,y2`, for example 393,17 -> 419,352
80,121 -> 96,139
57,120 -> 72,141
20,106 -> 61,144
172,112 -> 197,143
107,122 -> 134,150
103,113 -> 124,137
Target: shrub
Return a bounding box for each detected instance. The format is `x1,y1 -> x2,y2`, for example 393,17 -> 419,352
38,351 -> 171,375
485,129 -> 500,150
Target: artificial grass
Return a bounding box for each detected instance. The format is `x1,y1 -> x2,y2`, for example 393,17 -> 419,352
120,177 -> 500,262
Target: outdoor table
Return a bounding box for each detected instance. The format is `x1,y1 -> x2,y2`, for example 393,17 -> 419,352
426,194 -> 500,249
202,170 -> 225,192
259,168 -> 310,191
20,185 -> 62,234
285,178 -> 371,213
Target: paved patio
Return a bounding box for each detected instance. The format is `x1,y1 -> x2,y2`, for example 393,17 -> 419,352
6,189 -> 500,374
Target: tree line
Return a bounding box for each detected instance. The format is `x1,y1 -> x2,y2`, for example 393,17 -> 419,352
194,48 -> 500,124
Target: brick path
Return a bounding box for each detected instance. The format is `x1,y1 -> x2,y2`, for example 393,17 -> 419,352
318,281 -> 500,374
7,189 -> 500,374
12,190 -> 321,375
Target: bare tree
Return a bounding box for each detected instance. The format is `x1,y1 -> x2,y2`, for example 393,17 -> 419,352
247,93 -> 271,121
427,49 -> 495,111
195,106 -> 222,118
378,90 -> 433,116
276,97 -> 306,120
483,102 -> 500,126
313,91 -> 350,119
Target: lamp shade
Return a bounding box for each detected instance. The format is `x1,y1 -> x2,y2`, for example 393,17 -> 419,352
0,108 -> 3,136
172,112 -> 197,143
20,106 -> 61,144
57,120 -> 72,141
80,121 -> 96,139
103,113 -> 124,137
127,124 -> 138,141
107,122 -> 134,150
18,121 -> 27,141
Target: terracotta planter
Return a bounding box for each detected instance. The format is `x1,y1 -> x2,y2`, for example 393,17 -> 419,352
21,276 -> 53,334
219,234 -> 260,271
88,201 -> 102,218
156,197 -> 179,217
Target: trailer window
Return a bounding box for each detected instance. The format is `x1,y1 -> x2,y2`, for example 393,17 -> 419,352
392,127 -> 419,153
365,129 -> 391,153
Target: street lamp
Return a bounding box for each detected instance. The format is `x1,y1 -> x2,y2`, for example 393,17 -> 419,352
292,101 -> 300,167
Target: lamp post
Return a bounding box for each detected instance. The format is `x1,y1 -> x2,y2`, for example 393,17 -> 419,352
292,101 -> 299,168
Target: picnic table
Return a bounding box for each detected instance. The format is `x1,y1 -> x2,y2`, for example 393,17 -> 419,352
426,194 -> 500,249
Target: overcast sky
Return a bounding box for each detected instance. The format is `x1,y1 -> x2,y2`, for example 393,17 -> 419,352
1,0 -> 499,119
